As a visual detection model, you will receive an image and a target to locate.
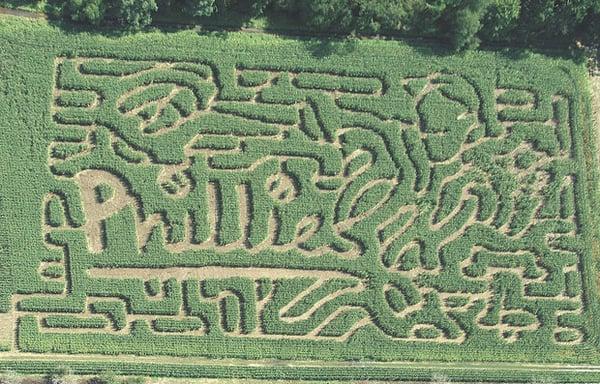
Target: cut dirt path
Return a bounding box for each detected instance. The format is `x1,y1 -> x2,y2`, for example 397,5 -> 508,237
592,76 -> 600,142
589,75 -> 600,298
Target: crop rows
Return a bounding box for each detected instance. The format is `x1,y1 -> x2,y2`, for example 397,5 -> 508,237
25,54 -> 587,349
1,19 -> 599,380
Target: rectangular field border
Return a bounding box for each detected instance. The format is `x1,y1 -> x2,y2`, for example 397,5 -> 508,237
19,50 -> 600,364
3,16 -> 600,382
2,358 -> 600,383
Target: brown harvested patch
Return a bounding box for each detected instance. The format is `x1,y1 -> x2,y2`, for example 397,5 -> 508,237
88,266 -> 358,282
0,310 -> 13,350
75,170 -> 135,253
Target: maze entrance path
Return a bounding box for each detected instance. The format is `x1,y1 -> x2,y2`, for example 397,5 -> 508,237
1,17 -> 600,382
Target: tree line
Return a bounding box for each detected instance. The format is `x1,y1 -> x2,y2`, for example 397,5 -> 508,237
47,0 -> 600,50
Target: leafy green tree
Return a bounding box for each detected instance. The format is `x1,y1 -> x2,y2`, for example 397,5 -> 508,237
581,5 -> 600,45
61,0 -> 107,25
250,0 -> 271,15
272,0 -> 422,34
444,0 -> 492,50
519,0 -> 598,40
115,0 -> 157,29
303,0 -> 353,32
50,0 -> 156,28
187,0 -> 216,16
480,0 -> 520,41
352,0 -> 416,33
43,0 -> 600,50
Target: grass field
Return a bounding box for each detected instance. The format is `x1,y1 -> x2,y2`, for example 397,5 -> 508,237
2,14 -> 600,383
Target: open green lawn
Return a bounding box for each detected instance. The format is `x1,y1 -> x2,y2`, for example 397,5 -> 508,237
1,15 -> 600,383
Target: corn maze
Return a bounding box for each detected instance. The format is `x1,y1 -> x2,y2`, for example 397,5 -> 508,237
1,17 -> 600,382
